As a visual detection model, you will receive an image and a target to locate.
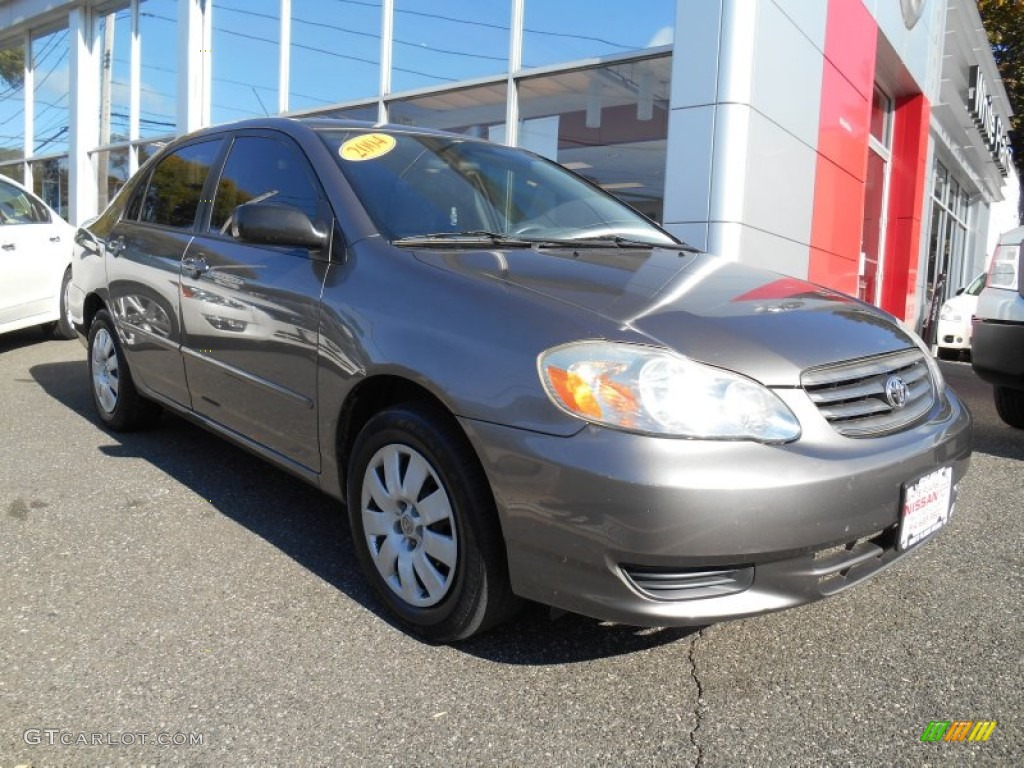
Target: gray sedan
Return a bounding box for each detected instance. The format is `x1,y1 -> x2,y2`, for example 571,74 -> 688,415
70,119 -> 971,641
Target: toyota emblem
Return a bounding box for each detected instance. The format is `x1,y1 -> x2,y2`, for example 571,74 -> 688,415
885,375 -> 909,409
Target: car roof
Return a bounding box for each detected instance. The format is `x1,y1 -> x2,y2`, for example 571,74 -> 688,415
177,116 -> 489,145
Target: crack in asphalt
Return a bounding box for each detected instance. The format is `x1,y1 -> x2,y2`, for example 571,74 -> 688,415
689,627 -> 707,768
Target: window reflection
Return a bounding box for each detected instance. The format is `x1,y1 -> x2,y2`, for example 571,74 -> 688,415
31,156 -> 69,220
389,83 -> 506,135
212,0 -> 278,124
0,164 -> 24,185
517,57 -> 670,222
522,0 -> 674,69
392,0 -> 509,92
290,0 -> 381,111
32,28 -> 70,156
95,147 -> 131,209
139,0 -> 178,137
97,6 -> 132,145
0,43 -> 26,157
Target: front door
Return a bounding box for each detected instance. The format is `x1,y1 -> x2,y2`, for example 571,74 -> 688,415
180,133 -> 328,471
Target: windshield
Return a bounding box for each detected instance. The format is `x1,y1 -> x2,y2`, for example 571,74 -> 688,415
965,272 -> 987,296
319,129 -> 678,247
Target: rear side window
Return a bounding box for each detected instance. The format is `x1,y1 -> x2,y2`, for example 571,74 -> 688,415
0,178 -> 49,224
140,140 -> 220,229
208,135 -> 321,234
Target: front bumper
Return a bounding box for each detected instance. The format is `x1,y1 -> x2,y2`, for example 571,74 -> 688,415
937,318 -> 972,350
461,386 -> 972,627
973,320 -> 1024,388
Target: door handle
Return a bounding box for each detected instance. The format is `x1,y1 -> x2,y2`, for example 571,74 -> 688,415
182,256 -> 210,279
1,243 -> 14,251
49,235 -> 61,243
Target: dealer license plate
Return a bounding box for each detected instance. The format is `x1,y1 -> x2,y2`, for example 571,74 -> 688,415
899,466 -> 952,550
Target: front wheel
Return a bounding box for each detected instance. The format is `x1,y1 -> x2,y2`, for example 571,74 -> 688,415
994,386 -> 1024,429
87,309 -> 161,431
347,404 -> 519,641
50,268 -> 76,340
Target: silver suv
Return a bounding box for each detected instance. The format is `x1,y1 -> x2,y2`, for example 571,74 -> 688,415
973,225 -> 1024,428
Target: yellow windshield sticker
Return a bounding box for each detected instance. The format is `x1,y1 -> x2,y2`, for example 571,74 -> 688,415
339,133 -> 397,161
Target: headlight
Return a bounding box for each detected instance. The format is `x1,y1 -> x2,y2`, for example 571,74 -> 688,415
538,341 -> 801,443
939,304 -> 960,322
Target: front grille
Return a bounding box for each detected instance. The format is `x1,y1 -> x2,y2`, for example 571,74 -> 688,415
801,349 -> 935,437
621,564 -> 753,601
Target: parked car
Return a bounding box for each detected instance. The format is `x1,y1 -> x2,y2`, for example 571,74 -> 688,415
973,225 -> 1024,428
70,119 -> 972,641
937,272 -> 986,360
0,173 -> 76,340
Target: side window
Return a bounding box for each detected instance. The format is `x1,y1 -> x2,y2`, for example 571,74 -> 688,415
140,140 -> 220,229
0,179 -> 48,225
208,136 -> 321,234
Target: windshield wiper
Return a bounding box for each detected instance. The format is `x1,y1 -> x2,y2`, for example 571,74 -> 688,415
562,234 -> 693,250
392,231 -> 535,247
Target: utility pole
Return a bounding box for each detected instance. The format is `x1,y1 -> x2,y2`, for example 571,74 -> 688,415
98,13 -> 114,208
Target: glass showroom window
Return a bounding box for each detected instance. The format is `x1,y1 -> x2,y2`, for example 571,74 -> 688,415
93,147 -> 131,210
289,0 -> 381,112
138,0 -> 178,138
521,0 -> 674,69
924,160 -> 970,317
860,85 -> 892,306
392,0 -> 510,93
30,157 -> 68,220
388,82 -> 506,136
517,56 -> 671,222
32,27 -> 70,157
96,6 -> 132,145
311,103 -> 380,122
211,0 -> 278,124
0,41 -> 26,167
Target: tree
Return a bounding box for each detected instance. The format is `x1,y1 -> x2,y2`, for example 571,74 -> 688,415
978,0 -> 1024,219
0,46 -> 24,89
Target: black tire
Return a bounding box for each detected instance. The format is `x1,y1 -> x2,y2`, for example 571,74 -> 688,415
87,309 -> 161,431
994,386 -> 1024,429
50,268 -> 77,340
936,347 -> 956,361
346,403 -> 520,642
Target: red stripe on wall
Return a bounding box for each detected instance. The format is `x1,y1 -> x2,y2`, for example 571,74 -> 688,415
808,0 -> 877,296
880,94 -> 930,320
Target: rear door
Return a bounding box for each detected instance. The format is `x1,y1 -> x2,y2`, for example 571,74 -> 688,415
180,131 -> 329,471
105,139 -> 224,406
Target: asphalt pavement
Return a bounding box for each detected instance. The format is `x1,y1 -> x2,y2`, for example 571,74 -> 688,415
1,329 -> 1021,767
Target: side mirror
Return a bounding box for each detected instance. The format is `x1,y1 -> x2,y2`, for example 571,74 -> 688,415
75,227 -> 102,256
232,201 -> 327,249
955,287 -> 964,296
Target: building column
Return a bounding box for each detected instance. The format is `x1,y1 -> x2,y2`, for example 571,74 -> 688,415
68,6 -> 98,225
177,0 -> 211,133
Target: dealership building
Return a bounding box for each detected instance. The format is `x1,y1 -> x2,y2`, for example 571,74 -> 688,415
0,0 -> 1018,330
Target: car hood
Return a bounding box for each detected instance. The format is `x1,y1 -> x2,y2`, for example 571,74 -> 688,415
413,246 -> 919,386
941,293 -> 979,314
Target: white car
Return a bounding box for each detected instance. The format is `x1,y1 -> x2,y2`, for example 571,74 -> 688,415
937,272 -> 986,360
0,173 -> 76,340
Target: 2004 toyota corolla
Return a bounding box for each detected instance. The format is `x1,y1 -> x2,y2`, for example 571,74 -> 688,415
70,119 -> 972,641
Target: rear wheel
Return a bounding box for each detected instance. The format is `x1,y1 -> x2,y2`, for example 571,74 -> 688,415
347,403 -> 519,641
994,386 -> 1024,429
87,309 -> 161,430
